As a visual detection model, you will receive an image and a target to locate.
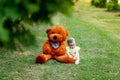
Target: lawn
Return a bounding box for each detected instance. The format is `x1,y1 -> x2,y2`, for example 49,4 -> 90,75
0,1 -> 120,80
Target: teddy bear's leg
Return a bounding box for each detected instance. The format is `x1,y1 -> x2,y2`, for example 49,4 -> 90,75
54,55 -> 75,64
36,54 -> 52,64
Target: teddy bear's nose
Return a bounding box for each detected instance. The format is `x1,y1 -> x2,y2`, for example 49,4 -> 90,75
53,36 -> 57,40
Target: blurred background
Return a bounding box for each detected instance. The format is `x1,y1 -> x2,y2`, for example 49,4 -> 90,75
0,0 -> 120,50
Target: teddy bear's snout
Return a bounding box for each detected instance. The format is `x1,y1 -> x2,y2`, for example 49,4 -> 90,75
53,36 -> 57,40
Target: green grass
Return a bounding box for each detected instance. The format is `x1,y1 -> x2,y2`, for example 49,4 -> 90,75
0,1 -> 120,80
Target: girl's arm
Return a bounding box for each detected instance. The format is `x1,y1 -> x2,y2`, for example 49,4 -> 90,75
66,47 -> 73,57
75,51 -> 79,59
74,47 -> 80,59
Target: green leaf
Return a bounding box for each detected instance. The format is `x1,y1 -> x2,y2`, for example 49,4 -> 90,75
15,0 -> 21,4
26,3 -> 39,13
0,21 -> 9,42
4,7 -> 20,21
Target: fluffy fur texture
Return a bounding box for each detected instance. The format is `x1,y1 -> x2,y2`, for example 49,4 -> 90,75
36,25 -> 75,64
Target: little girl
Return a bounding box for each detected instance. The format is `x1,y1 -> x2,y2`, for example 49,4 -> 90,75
66,37 -> 80,64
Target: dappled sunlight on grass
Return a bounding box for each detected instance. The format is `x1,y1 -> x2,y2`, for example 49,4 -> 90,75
79,0 -> 91,3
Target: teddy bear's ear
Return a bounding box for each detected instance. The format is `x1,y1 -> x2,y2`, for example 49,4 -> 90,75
62,30 -> 69,41
66,30 -> 69,36
46,28 -> 51,33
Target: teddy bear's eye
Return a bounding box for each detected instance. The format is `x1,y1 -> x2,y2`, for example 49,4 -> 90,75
58,32 -> 60,34
52,32 -> 54,34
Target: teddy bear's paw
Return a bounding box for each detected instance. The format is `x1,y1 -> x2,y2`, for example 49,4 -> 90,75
55,55 -> 75,64
35,54 -> 46,64
65,57 -> 76,64
67,59 -> 75,64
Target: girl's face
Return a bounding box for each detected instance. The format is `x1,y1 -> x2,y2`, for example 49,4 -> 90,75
68,42 -> 75,49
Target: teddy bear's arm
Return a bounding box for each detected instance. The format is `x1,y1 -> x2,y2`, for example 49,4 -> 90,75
43,40 -> 52,54
55,42 -> 66,56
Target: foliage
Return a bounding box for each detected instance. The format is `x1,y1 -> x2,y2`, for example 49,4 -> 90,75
106,0 -> 120,11
0,0 -> 74,49
91,0 -> 120,12
91,0 -> 107,8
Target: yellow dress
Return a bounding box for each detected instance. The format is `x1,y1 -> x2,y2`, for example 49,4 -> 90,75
66,46 -> 80,59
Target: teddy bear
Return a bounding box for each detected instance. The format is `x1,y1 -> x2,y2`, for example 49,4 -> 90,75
35,25 -> 75,64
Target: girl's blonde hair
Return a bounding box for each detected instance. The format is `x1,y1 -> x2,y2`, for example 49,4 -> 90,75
67,37 -> 75,44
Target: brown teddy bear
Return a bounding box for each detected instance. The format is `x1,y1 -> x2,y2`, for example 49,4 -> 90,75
36,25 -> 75,64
